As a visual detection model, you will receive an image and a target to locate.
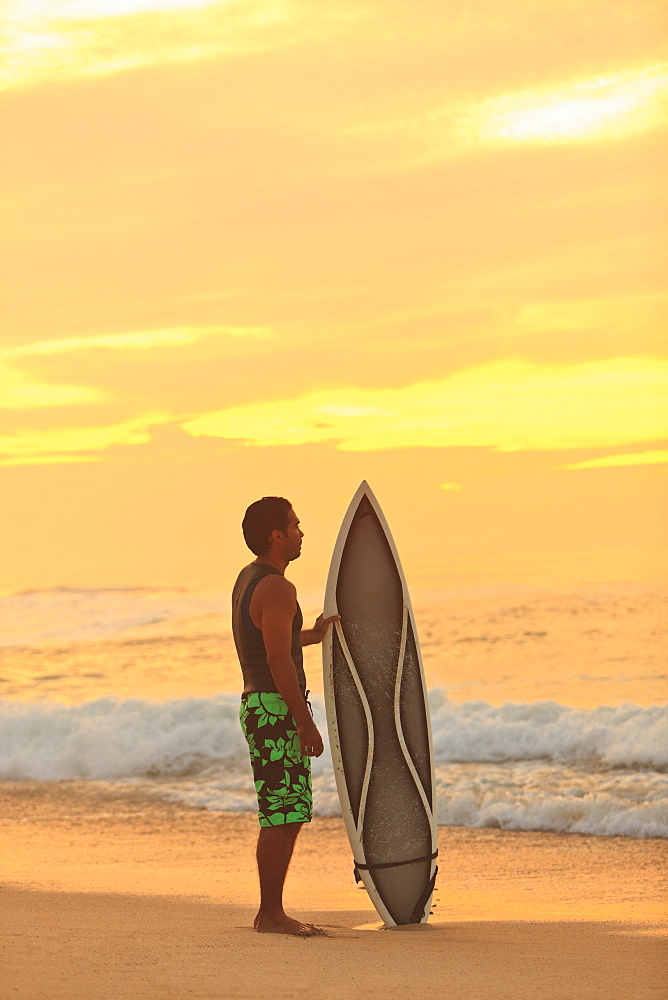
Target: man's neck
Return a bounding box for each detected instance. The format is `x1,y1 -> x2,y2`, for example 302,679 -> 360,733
254,553 -> 287,575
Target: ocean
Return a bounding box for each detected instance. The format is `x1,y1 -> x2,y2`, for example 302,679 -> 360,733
1,582 -> 666,840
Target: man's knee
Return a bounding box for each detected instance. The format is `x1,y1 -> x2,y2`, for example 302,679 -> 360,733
259,821 -> 304,843
281,821 -> 303,843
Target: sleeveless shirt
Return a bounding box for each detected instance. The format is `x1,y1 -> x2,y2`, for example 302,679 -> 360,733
231,563 -> 306,695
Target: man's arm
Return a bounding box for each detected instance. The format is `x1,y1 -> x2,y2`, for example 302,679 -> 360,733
300,613 -> 340,647
254,575 -> 324,756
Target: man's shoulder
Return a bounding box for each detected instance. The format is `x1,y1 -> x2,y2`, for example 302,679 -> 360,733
255,572 -> 295,595
253,571 -> 296,610
233,562 -> 285,585
232,563 -> 256,594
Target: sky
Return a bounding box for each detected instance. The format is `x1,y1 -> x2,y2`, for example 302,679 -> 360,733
1,0 -> 667,594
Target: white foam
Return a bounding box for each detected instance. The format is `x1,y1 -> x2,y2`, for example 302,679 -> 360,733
434,763 -> 668,839
0,695 -> 246,780
1,693 -> 666,838
2,693 -> 665,777
428,690 -> 668,770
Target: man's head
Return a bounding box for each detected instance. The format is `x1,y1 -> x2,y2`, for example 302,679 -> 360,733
242,496 -> 303,560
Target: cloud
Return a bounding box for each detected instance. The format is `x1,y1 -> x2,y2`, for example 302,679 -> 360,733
0,0 -> 348,91
342,63 -> 668,167
47,0 -> 219,14
562,449 -> 668,471
182,358 -> 668,453
512,295 -> 668,338
0,412 -> 169,465
8,326 -> 272,356
1,453 -> 102,466
0,361 -> 105,409
0,325 -> 272,414
470,64 -> 668,146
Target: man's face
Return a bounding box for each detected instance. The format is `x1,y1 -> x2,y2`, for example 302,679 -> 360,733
283,508 -> 304,561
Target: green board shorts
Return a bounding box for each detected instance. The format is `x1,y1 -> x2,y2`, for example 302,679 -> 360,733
239,692 -> 313,827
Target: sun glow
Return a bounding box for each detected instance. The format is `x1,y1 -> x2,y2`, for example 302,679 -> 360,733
16,0 -> 224,16
475,65 -> 668,145
0,0 -> 666,588
1,0 -> 292,89
182,358 -> 668,453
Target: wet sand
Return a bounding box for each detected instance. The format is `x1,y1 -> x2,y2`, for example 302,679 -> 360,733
1,782 -> 666,1000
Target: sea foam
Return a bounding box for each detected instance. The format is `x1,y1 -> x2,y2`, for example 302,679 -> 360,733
1,693 -> 666,839
2,692 -> 666,780
428,689 -> 668,770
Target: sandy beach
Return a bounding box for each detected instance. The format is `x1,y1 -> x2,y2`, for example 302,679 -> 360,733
1,782 -> 666,1000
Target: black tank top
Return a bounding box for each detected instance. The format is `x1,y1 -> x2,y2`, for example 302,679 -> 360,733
231,563 -> 306,695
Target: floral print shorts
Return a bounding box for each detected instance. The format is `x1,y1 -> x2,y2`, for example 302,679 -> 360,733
239,692 -> 313,827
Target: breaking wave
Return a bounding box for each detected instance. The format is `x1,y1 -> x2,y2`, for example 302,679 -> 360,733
1,692 -> 666,839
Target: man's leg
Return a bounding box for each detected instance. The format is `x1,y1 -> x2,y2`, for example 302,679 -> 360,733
254,824 -> 324,936
241,694 -> 324,936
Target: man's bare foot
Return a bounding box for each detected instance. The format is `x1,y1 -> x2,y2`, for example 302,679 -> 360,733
254,912 -> 327,937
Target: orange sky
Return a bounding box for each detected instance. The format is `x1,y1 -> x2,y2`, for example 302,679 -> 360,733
1,0 -> 667,593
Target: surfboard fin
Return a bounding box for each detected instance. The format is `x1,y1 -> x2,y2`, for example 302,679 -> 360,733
408,866 -> 438,924
352,851 -> 439,923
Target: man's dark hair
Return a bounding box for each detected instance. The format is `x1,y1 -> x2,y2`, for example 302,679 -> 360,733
242,496 -> 292,556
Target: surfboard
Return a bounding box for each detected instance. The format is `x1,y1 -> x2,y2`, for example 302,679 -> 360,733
322,481 -> 438,927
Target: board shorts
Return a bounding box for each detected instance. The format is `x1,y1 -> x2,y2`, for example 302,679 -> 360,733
239,692 -> 313,827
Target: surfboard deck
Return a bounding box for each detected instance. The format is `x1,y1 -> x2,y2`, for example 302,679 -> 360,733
322,481 -> 438,926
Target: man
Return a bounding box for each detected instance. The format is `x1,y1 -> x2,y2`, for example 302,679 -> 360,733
232,496 -> 339,937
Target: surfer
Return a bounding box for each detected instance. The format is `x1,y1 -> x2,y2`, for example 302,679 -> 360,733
233,496 -> 339,937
